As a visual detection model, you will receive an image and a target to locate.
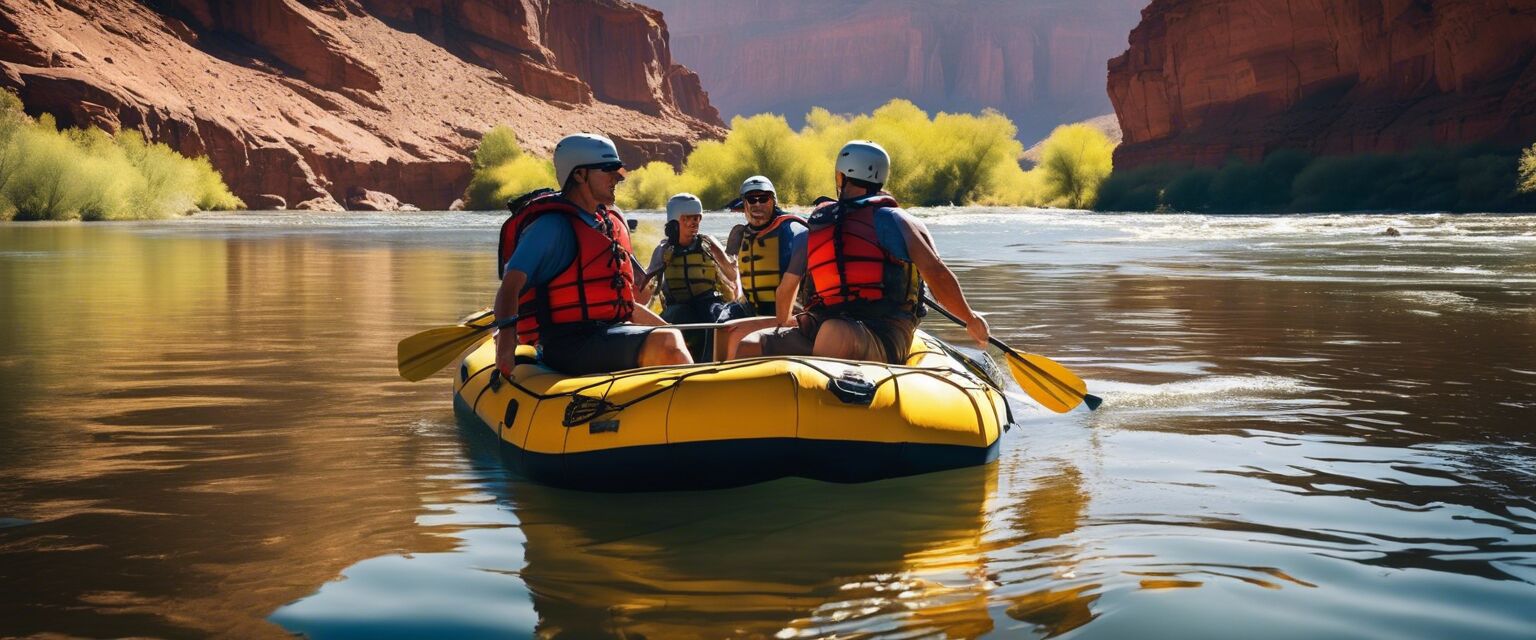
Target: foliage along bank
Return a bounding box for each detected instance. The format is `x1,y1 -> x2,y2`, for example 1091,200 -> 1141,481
1098,144 -> 1536,213
464,100 -> 1118,211
0,91 -> 243,221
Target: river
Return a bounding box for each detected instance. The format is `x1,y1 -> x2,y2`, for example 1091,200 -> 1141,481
2,209 -> 1534,638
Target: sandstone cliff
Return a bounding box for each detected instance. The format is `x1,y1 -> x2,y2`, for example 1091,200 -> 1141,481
1107,0 -> 1536,169
0,0 -> 724,210
641,0 -> 1147,142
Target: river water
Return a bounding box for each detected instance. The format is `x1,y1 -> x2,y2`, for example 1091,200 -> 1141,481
2,209 -> 1534,639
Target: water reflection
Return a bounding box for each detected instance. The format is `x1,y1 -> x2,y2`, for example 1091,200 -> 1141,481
1001,461 -> 1099,638
4,211 -> 1536,638
274,413 -> 1001,638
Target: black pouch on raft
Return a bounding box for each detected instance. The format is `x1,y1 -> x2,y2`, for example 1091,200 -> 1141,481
828,370 -> 877,406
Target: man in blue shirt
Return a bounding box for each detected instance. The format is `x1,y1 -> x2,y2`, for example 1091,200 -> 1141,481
733,141 -> 990,363
493,134 -> 691,377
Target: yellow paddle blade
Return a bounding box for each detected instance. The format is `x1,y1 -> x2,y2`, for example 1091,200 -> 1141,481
396,323 -> 493,382
1004,351 -> 1091,413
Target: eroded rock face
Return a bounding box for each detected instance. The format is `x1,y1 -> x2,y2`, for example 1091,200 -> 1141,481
0,0 -> 723,210
642,0 -> 1146,140
1107,0 -> 1536,169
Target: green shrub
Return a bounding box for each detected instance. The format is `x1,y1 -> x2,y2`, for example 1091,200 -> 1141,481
1036,124 -> 1114,208
1094,164 -> 1185,211
191,157 -> 244,210
473,125 -> 523,171
1162,167 -> 1215,211
0,91 -> 241,220
1098,145 -> 1525,213
1521,143 -> 1536,194
468,101 -> 1112,210
463,126 -> 558,211
683,113 -> 824,207
616,161 -> 695,210
6,128 -> 88,220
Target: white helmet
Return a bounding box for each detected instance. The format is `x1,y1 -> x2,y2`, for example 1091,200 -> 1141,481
666,193 -> 704,222
739,175 -> 776,196
554,133 -> 622,187
836,140 -> 890,185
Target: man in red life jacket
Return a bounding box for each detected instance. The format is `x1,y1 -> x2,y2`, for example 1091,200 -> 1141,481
733,140 -> 989,363
492,133 -> 691,376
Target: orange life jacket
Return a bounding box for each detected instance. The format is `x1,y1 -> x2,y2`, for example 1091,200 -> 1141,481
497,190 -> 636,345
804,194 -> 921,314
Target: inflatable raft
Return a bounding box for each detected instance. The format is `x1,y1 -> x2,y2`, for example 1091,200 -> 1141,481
452,330 -> 1011,491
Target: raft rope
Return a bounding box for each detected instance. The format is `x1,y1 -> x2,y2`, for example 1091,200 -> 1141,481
466,339 -> 998,428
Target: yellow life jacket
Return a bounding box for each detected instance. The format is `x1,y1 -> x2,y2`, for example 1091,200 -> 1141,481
733,213 -> 806,315
660,236 -> 730,305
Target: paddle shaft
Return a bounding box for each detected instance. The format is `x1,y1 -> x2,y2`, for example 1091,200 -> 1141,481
919,295 -> 1016,355
920,293 -> 1101,410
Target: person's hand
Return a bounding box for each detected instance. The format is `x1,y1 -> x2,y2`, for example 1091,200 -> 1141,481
966,311 -> 990,348
495,330 -> 518,377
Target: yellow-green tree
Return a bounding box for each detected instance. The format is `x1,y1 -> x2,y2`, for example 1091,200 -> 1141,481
1037,124 -> 1115,208
1520,142 -> 1536,194
1,90 -> 242,221
616,161 -> 696,210
463,126 -> 556,211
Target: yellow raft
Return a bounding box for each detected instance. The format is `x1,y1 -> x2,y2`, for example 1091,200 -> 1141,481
452,330 -> 1010,491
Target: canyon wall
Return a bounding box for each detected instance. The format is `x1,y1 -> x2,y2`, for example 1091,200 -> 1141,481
1107,0 -> 1536,169
0,0 -> 724,209
641,0 -> 1147,142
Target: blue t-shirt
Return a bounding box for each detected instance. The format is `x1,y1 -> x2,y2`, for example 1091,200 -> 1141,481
777,219 -> 808,270
503,210 -> 643,290
785,207 -> 918,276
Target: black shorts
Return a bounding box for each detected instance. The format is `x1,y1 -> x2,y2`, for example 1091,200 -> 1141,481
661,296 -> 721,361
537,322 -> 655,375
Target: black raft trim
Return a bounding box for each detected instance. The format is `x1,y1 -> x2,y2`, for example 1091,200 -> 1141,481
454,393 -> 999,493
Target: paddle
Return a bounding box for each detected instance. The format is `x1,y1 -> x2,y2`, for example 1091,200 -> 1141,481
397,308 -> 496,382
920,294 -> 1102,413
396,310 -> 743,382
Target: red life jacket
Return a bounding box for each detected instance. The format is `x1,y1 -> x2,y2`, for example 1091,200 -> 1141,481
497,190 -> 636,345
804,194 -> 921,314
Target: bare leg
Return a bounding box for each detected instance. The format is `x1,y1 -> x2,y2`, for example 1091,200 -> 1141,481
811,318 -> 880,361
720,316 -> 781,360
734,330 -> 766,359
638,328 -> 692,367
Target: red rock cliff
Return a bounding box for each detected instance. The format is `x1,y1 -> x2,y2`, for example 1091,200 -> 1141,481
0,0 -> 723,210
1107,0 -> 1536,169
640,0 -> 1146,142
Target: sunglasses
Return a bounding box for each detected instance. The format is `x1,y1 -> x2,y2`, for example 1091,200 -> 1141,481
585,162 -> 625,174
743,193 -> 774,204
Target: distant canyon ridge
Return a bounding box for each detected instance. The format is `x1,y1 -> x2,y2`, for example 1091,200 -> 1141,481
1108,0 -> 1536,169
644,0 -> 1148,144
0,0 -> 723,210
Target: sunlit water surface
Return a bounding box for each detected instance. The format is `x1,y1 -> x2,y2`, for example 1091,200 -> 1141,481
2,209 -> 1534,638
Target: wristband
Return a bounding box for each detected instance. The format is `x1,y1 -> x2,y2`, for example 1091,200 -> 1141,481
492,315 -> 519,330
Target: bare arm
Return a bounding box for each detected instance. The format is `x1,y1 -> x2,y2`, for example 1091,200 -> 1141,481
775,238 -> 808,326
494,269 -> 528,376
636,246 -> 665,304
774,272 -> 802,326
898,214 -> 989,347
630,301 -> 666,326
705,237 -> 741,298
